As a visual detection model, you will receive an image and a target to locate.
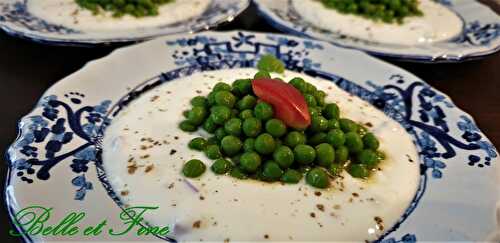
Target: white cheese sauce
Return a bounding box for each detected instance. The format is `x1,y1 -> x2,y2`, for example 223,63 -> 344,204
101,69 -> 420,242
293,0 -> 463,45
27,0 -> 210,32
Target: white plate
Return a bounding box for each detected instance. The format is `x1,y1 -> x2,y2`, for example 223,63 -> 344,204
254,0 -> 500,62
0,0 -> 249,45
5,31 -> 499,242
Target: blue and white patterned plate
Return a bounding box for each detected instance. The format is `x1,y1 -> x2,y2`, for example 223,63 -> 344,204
5,31 -> 499,242
254,0 -> 500,62
0,0 -> 249,46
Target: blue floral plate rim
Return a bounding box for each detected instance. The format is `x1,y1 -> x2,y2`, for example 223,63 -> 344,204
0,0 -> 250,46
4,30 -> 499,242
253,0 -> 500,63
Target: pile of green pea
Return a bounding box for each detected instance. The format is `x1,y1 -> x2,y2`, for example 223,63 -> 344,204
179,72 -> 385,189
75,0 -> 174,18
320,0 -> 423,24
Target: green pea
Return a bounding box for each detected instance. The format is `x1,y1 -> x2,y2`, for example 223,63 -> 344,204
309,107 -> 322,117
262,161 -> 284,181
207,91 -> 216,105
190,96 -> 208,107
179,120 -> 196,132
314,90 -> 326,107
327,119 -> 340,130
243,138 -> 255,152
188,137 -> 207,151
213,82 -> 232,92
339,118 -> 359,133
204,144 -> 222,160
310,116 -> 329,133
224,118 -> 242,136
273,145 -> 294,169
335,145 -> 349,163
221,135 -> 243,156
294,144 -> 316,165
348,164 -> 369,179
254,133 -> 276,155
265,119 -> 287,137
239,109 -> 254,119
215,90 -> 236,108
284,131 -> 306,147
280,169 -> 302,184
345,132 -> 364,153
254,102 -> 274,121
237,95 -> 257,110
315,143 -> 335,167
232,79 -> 253,96
215,128 -> 227,141
289,77 -> 307,93
240,152 -> 262,173
254,71 -> 271,79
363,133 -> 380,150
328,163 -> 343,176
187,106 -> 207,126
257,54 -> 285,73
242,117 -> 262,137
182,159 -> 206,178
323,103 -> 340,120
210,106 -> 231,125
304,94 -> 317,107
304,82 -> 317,94
326,129 -> 345,148
211,159 -> 233,175
306,167 -> 330,188
308,132 -> 327,146
230,167 -> 248,179
202,117 -> 217,133
357,149 -> 379,169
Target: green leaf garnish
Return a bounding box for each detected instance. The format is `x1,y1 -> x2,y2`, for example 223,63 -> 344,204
257,54 -> 285,74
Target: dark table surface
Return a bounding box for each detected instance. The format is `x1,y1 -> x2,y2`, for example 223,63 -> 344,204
1,1 -> 499,242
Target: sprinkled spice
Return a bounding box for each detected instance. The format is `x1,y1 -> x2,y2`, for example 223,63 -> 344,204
127,163 -> 138,174
170,149 -> 177,155
314,191 -> 322,197
145,164 -> 154,173
264,234 -> 269,239
316,204 -> 325,212
193,220 -> 201,229
310,212 -> 316,218
120,190 -> 129,196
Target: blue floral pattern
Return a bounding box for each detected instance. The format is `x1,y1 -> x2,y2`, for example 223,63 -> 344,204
11,92 -> 111,200
255,0 -> 500,61
456,21 -> 500,46
160,32 -> 498,242
0,0 -> 249,45
8,31 -> 498,242
0,1 -> 79,34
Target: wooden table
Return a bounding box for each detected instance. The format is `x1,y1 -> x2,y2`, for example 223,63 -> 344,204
1,1 -> 499,242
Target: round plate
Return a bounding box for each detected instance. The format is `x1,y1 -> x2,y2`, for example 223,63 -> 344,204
254,0 -> 500,63
0,0 -> 249,46
5,30 -> 499,242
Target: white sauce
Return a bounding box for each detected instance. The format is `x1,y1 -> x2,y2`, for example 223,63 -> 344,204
293,0 -> 463,45
101,69 -> 420,242
27,0 -> 210,32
